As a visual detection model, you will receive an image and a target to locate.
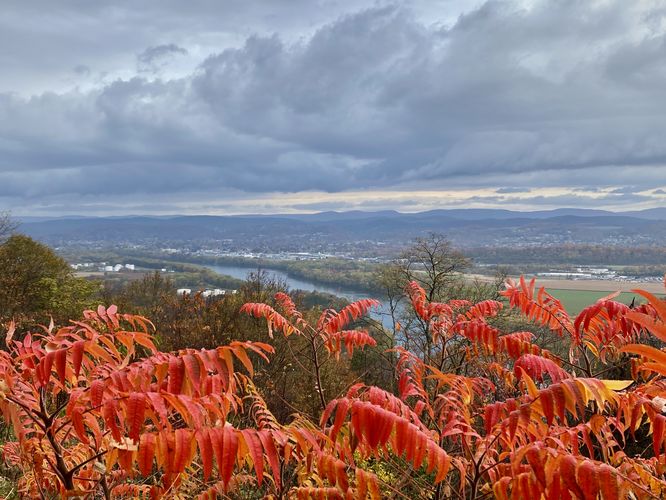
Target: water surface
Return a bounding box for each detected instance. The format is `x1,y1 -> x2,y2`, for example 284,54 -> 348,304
207,264 -> 397,329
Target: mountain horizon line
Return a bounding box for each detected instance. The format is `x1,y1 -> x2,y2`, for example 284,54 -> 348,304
13,206 -> 666,223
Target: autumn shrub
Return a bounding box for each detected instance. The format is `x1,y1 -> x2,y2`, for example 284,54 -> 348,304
0,277 -> 666,498
0,235 -> 99,330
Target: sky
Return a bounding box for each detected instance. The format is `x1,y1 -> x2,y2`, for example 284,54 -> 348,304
1,0 -> 666,215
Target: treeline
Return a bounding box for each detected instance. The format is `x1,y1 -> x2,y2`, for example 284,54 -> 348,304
470,244 -> 666,267
0,234 -> 100,328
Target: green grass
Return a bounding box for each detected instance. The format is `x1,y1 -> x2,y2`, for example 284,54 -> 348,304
546,289 -> 650,316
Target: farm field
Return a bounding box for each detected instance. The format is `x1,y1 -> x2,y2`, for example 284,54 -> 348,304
529,278 -> 664,315
535,278 -> 665,293
545,288 -> 656,315
469,275 -> 665,314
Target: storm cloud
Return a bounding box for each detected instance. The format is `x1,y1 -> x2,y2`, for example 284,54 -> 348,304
1,0 -> 665,214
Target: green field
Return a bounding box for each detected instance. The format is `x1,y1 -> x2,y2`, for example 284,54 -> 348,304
547,289 -> 653,316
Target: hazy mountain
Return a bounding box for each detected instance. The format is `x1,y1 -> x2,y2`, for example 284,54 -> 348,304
17,208 -> 666,254
622,208 -> 666,220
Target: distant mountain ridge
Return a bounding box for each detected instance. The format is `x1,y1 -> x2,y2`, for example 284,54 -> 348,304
14,207 -> 666,254
16,207 -> 666,224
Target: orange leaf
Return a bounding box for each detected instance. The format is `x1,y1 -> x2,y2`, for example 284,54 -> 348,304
90,379 -> 104,408
541,390 -> 555,426
258,430 -> 281,488
560,456 -> 584,499
195,429 -> 214,482
126,393 -> 146,442
182,354 -> 202,389
525,447 -> 546,487
167,358 -> 185,394
173,428 -> 193,473
104,400 -> 122,442
71,408 -> 89,445
54,348 -> 67,385
220,425 -> 238,487
576,460 -> 598,500
241,429 -> 264,486
70,340 -> 85,378
210,428 -> 224,479
598,464 -> 619,500
138,433 -> 156,477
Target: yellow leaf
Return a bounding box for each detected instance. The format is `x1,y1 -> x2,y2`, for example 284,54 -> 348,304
519,370 -> 540,398
583,341 -> 599,357
599,379 -> 633,391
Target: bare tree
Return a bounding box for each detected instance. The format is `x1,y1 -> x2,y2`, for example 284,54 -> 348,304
376,234 -> 470,366
398,233 -> 470,302
0,211 -> 18,243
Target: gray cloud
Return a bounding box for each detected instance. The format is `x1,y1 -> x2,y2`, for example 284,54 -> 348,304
139,44 -> 187,63
609,186 -> 640,195
466,192 -> 656,209
496,187 -> 530,194
1,0 -> 666,214
137,44 -> 188,73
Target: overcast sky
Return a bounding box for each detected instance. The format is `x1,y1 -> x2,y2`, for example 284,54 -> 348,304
2,0 -> 666,215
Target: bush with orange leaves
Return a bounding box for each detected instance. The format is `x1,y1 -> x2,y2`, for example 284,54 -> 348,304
1,277 -> 666,498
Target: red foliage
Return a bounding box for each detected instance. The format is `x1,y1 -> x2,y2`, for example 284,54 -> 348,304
1,278 -> 666,498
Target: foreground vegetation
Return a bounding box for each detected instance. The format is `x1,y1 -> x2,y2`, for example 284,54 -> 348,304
2,225 -> 666,498
1,281 -> 666,496
0,282 -> 666,499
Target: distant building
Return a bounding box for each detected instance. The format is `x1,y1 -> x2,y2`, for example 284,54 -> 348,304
576,267 -> 613,275
538,272 -> 593,279
104,265 -> 114,272
176,288 -> 191,295
125,264 -> 135,271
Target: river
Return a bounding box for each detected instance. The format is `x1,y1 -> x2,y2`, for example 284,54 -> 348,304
207,264 -> 396,329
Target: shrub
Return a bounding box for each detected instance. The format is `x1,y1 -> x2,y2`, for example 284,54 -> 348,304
0,277 -> 666,498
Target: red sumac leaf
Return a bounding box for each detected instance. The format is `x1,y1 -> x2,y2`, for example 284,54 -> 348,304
126,393 -> 146,442
168,357 -> 185,394
138,433 -> 156,477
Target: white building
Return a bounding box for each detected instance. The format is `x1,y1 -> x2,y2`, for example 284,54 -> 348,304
176,288 -> 191,295
538,272 -> 593,279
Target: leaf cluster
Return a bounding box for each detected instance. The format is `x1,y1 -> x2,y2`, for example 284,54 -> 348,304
1,274 -> 666,498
